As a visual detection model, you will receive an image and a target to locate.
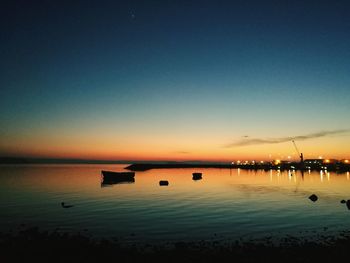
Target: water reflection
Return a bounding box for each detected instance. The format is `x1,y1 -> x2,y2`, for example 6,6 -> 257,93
101,177 -> 135,187
1,164 -> 350,243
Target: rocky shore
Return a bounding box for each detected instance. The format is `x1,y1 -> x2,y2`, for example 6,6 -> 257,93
2,227 -> 350,263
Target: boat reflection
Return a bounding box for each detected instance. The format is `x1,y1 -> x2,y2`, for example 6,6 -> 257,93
100,170 -> 136,187
101,177 -> 135,187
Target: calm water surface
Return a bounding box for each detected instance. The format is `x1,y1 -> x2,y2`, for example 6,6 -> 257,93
1,164 -> 350,243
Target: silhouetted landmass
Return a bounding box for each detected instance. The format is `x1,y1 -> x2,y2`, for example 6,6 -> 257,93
2,227 -> 350,263
2,157 -> 349,172
0,157 -> 29,164
126,163 -> 234,171
126,162 -> 350,172
0,157 -> 127,164
0,157 -> 220,165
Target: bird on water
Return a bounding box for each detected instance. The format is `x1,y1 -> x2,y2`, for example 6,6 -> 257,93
61,202 -> 74,208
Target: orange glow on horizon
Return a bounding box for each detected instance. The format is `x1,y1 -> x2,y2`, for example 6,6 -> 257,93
1,130 -> 349,162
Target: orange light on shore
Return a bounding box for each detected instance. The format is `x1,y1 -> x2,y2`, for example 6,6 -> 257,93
324,159 -> 330,163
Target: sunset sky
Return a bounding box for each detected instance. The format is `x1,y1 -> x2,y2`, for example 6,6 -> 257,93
1,0 -> 349,161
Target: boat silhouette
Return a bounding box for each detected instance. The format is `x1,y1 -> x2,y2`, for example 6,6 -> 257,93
101,170 -> 135,187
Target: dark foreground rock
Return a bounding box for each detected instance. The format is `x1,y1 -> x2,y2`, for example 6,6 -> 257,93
346,200 -> 350,210
309,194 -> 318,202
2,228 -> 350,263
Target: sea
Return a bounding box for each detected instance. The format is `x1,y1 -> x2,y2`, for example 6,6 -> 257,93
1,164 -> 350,244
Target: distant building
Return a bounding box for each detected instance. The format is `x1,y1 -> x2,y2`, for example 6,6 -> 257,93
304,159 -> 324,165
303,159 -> 324,169
323,159 -> 338,164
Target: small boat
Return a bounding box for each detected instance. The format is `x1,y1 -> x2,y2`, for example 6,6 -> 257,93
101,170 -> 135,181
192,172 -> 202,180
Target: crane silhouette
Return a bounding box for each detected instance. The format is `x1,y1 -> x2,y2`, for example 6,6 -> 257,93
292,140 -> 304,164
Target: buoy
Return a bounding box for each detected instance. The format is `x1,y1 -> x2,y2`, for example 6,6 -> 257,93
309,194 -> 318,202
159,180 -> 169,186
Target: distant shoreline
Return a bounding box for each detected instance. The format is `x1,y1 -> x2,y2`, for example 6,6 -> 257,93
0,157 -> 230,165
126,162 -> 350,172
1,157 -> 349,172
0,157 -> 128,165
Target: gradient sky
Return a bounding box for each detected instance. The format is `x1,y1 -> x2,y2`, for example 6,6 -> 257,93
1,0 -> 350,161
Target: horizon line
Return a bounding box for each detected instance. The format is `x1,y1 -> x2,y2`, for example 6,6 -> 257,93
1,156 -> 348,165
0,156 -> 234,164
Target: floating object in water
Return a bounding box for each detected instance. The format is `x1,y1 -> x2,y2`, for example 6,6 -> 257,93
101,170 -> 135,180
101,170 -> 135,186
341,200 -> 346,204
159,180 -> 169,186
61,202 -> 74,208
192,172 -> 202,180
309,194 -> 318,202
346,200 -> 350,210
101,171 -> 135,186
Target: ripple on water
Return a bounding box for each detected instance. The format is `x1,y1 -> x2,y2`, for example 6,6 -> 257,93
1,165 -> 350,243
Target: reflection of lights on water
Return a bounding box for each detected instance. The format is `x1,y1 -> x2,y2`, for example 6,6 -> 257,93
327,172 -> 330,181
320,170 -> 324,182
347,172 -> 349,180
237,168 -> 240,176
308,169 -> 311,174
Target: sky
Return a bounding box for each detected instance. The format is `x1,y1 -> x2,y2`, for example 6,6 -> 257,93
1,0 -> 350,161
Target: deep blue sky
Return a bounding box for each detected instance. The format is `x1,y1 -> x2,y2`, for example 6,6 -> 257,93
1,0 -> 350,160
